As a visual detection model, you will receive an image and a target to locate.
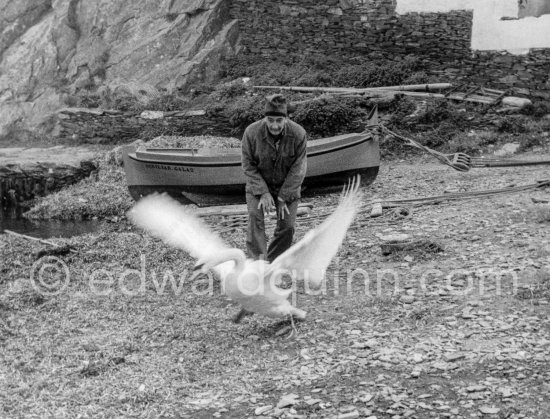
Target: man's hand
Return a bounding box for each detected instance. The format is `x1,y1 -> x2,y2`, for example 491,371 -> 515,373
277,196 -> 290,220
258,192 -> 275,213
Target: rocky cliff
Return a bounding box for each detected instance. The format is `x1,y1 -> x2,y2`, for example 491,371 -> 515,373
0,0 -> 239,139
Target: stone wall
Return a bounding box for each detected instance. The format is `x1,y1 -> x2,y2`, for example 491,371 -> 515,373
231,0 -> 472,61
0,161 -> 97,208
55,108 -> 231,143
230,0 -> 550,98
465,50 -> 550,99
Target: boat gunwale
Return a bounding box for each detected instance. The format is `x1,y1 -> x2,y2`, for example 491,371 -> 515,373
131,133 -> 376,167
142,132 -> 372,152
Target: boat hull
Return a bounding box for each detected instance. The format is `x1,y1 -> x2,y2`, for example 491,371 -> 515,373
123,132 -> 380,206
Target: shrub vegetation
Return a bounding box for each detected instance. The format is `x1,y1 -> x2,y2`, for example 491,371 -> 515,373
57,53 -> 550,153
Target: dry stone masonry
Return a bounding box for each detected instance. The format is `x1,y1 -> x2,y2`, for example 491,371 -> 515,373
231,0 -> 472,59
230,0 -> 550,99
55,108 -> 231,143
0,161 -> 97,208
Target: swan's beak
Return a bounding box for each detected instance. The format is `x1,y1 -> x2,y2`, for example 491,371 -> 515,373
189,262 -> 205,281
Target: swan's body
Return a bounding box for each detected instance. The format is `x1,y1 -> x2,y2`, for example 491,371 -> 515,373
128,177 -> 362,324
224,258 -> 304,319
190,245 -> 307,320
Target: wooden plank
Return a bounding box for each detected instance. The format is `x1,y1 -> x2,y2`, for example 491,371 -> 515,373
492,91 -> 507,104
400,91 -> 492,104
446,93 -> 495,104
394,91 -> 446,99
453,93 -> 493,100
195,202 -> 314,218
482,88 -> 506,94
444,85 -> 505,103
444,84 -> 464,97
479,89 -> 506,99
462,86 -> 481,99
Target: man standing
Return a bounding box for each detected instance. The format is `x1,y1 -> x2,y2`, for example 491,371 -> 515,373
241,94 -> 307,263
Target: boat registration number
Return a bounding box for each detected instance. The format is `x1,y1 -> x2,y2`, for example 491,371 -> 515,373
145,164 -> 194,172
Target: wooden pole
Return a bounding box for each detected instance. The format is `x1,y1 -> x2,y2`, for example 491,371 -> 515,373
254,85 -> 501,105
3,229 -> 59,246
253,83 -> 453,94
291,91 -> 396,106
3,229 -> 78,253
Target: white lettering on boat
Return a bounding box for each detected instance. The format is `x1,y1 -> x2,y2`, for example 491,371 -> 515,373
145,164 -> 194,172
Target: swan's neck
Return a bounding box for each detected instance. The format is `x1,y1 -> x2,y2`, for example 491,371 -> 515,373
208,248 -> 246,271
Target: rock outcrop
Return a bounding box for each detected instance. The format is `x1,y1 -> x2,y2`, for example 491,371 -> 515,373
0,0 -> 239,139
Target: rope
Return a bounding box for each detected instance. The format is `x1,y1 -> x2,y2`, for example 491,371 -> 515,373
378,125 -> 550,170
379,125 -> 472,172
208,180 -> 550,236
379,126 -> 461,170
471,158 -> 550,168
372,180 -> 550,208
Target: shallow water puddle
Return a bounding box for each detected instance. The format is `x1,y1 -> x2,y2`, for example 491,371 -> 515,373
1,208 -> 102,239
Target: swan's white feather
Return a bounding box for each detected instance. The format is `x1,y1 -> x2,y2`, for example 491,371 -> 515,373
128,177 -> 361,320
128,193 -> 235,278
222,259 -> 300,318
128,193 -> 228,258
127,194 -> 296,316
267,176 -> 362,289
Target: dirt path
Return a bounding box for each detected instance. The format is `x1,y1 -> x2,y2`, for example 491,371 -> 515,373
1,150 -> 550,418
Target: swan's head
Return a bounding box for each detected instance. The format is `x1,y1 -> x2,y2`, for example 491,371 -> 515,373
189,249 -> 246,281
191,254 -> 224,273
188,258 -> 211,281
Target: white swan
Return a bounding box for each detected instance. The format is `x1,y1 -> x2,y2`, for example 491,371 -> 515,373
128,176 -> 362,331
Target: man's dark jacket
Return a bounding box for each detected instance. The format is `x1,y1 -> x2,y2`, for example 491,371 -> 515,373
241,119 -> 307,202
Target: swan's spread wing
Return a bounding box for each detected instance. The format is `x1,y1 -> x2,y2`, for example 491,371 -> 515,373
128,193 -> 228,260
268,177 -> 362,289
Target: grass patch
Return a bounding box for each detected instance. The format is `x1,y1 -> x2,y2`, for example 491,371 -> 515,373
59,56 -> 550,155
146,135 -> 241,149
24,162 -> 132,221
520,100 -> 550,118
219,54 -> 432,88
23,136 -> 242,220
204,92 -> 373,138
66,83 -> 189,113
4,157 -> 550,417
442,130 -> 502,155
291,96 -> 368,138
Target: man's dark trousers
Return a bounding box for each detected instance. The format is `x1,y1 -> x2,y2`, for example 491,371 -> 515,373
246,193 -> 299,262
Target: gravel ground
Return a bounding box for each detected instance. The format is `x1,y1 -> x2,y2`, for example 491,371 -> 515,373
1,148 -> 550,418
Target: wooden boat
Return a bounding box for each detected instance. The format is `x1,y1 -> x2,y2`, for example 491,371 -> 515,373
123,131 -> 379,206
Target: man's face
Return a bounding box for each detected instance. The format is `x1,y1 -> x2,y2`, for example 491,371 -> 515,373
265,116 -> 286,136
